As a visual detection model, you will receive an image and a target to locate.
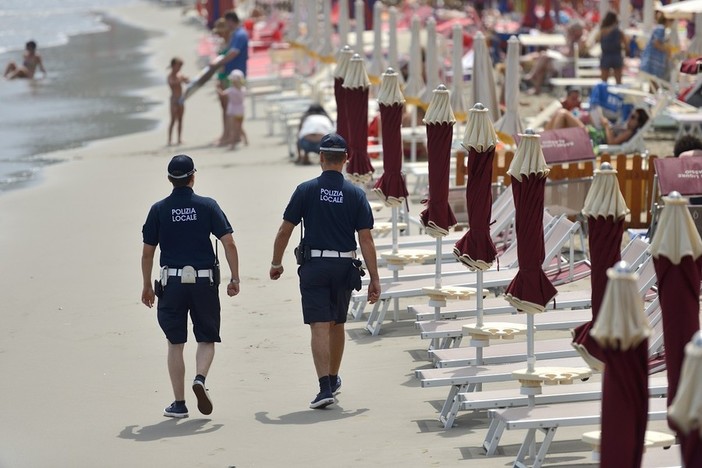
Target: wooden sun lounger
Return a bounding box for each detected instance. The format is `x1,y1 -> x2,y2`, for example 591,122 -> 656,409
482,397 -> 669,468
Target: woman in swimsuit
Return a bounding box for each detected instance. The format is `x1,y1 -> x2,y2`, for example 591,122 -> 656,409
4,40 -> 46,80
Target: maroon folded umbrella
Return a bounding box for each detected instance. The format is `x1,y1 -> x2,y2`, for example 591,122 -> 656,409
334,77 -> 349,142
669,333 -> 702,467
345,86 -> 374,181
372,102 -> 408,203
650,193 -> 702,458
419,120 -> 457,236
453,145 -> 497,268
591,264 -> 651,468
571,215 -> 624,367
504,171 -> 558,311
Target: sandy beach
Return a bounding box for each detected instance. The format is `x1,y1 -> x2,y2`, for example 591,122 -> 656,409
0,2 -> 679,467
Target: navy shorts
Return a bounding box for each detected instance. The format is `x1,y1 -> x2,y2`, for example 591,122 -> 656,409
298,258 -> 353,324
157,278 -> 221,344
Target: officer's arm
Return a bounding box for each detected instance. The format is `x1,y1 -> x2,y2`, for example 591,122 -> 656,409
270,220 -> 295,280
358,229 -> 381,304
141,243 -> 157,308
220,233 -> 241,297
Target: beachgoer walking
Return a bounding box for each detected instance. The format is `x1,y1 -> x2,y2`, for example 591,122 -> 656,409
221,69 -> 248,149
141,154 -> 241,418
640,12 -> 672,81
269,133 -> 381,409
218,11 -> 249,77
4,40 -> 46,80
597,12 -> 628,84
212,18 -> 232,146
167,57 -> 189,146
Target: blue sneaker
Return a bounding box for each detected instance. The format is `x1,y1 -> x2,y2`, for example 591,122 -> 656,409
331,376 -> 342,395
192,379 -> 213,415
164,401 -> 189,418
309,391 -> 335,409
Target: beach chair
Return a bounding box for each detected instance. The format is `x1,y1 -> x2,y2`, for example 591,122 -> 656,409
416,294 -> 662,429
597,93 -> 669,156
417,241 -> 654,351
358,216 -> 583,335
482,397 -> 669,467
523,99 -> 563,132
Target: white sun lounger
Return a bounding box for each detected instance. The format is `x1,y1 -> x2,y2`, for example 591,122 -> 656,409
482,397 -> 669,467
418,251 -> 657,350
357,216 -> 584,335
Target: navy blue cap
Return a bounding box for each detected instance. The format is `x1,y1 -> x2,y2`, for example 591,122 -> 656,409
167,154 -> 196,178
319,133 -> 347,153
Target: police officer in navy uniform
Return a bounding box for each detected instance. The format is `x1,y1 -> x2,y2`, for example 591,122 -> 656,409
269,133 -> 381,409
141,154 -> 241,419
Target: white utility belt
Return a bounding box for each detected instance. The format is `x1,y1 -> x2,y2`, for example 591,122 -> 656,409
309,249 -> 356,259
167,268 -> 212,277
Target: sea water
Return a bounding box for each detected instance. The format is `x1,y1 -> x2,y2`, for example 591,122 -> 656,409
0,0 -> 160,192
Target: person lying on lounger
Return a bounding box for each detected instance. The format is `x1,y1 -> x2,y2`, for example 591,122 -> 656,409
544,107 -> 649,146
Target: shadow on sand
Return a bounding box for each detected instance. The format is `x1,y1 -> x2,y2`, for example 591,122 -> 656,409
255,406 -> 369,425
119,418 -> 223,442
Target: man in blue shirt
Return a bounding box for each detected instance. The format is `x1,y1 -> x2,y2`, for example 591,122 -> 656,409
269,134 -> 381,409
141,154 -> 241,419
219,10 -> 249,77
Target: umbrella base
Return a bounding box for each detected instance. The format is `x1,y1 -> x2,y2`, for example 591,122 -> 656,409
582,430 -> 676,462
513,366 -> 594,396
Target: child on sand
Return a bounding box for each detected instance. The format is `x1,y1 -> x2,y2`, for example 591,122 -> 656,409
220,69 -> 248,150
167,57 -> 189,146
4,40 -> 46,80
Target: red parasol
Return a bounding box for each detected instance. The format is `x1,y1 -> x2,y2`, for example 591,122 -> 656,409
650,192 -> 702,456
333,46 -> 354,143
572,163 -> 629,371
343,53 -> 374,184
372,68 -> 408,206
453,103 -> 498,271
419,84 -> 457,238
590,262 -> 652,468
503,130 -> 558,314
669,331 -> 702,467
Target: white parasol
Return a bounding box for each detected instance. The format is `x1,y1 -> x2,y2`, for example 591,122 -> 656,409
620,0 -> 632,27
367,1 -> 385,85
650,192 -> 702,264
304,0 -> 319,58
669,331 -> 702,438
494,35 -> 523,146
690,13 -> 702,56
404,15 -> 425,106
644,0 -> 655,31
286,0 -> 302,45
470,31 -> 501,123
421,17 -> 441,107
337,0 -> 350,48
354,0 -> 365,55
450,23 -> 468,122
387,7 -> 404,86
317,0 -> 335,63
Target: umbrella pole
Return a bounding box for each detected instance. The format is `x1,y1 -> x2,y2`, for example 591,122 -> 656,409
411,105 -> 418,163
391,206 -> 399,254
527,313 -> 536,408
391,206 -> 400,319
434,237 -> 442,320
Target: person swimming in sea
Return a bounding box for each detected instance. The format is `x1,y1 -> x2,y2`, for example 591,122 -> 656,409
4,40 -> 47,80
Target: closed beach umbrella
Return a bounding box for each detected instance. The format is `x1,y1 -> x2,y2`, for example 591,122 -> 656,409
453,103 -> 499,271
644,0 -> 655,32
387,7 -> 404,86
572,163 -> 629,371
650,192 -> 702,431
470,32 -> 501,123
372,68 -> 407,254
419,84 -> 457,238
337,0 -> 350,49
494,36 -> 523,144
620,0 -> 631,29
372,69 -> 407,206
421,18 -> 441,108
669,331 -> 702,467
286,0 -> 302,45
590,262 -> 652,468
334,46 -> 354,143
450,23 -> 468,122
343,54 -> 374,184
304,0 -> 319,58
690,14 -> 702,56
404,15 -> 425,107
317,0 -> 335,63
367,1 -> 385,85
354,0 -> 365,55
503,130 -> 557,314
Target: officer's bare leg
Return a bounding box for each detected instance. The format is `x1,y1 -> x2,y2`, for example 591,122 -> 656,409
167,342 -> 186,400
329,323 -> 345,375
310,322 -> 331,377
195,342 -> 215,378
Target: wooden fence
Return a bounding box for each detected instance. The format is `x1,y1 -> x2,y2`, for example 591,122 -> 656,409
455,151 -> 658,229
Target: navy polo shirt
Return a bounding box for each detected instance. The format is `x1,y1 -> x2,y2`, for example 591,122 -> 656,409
283,170 -> 374,251
142,187 -> 233,269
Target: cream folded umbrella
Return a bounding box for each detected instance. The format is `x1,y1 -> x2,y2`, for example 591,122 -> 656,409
333,46 -> 354,143
404,15 -> 425,107
450,23 -> 468,122
421,17 -> 441,108
354,0 -> 365,55
470,31 -> 501,123
494,36 -> 522,146
669,331 -> 702,467
317,0 -> 335,63
590,261 -> 652,468
303,0 -> 319,58
367,1 -> 385,85
337,0 -> 350,50
387,7 -> 404,86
